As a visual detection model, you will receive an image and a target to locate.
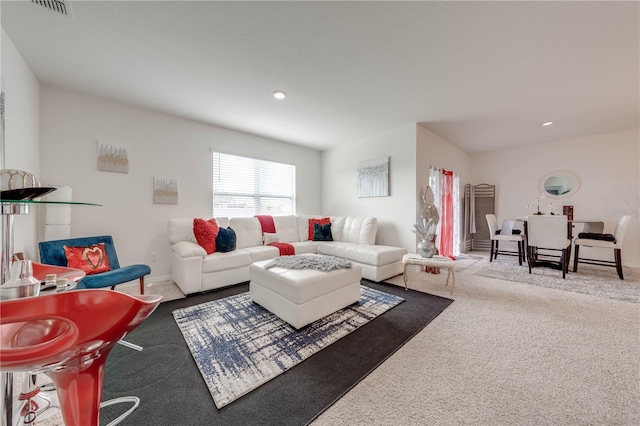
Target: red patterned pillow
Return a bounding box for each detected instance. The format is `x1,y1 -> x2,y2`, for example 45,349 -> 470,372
194,218 -> 219,254
308,217 -> 331,240
63,243 -> 112,275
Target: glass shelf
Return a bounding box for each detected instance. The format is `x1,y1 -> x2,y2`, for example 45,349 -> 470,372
0,199 -> 101,206
1,200 -> 101,215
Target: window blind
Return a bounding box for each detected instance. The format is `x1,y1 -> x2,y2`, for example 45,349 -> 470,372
212,152 -> 296,217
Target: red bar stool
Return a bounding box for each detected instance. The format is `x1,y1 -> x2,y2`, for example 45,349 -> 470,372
0,290 -> 162,426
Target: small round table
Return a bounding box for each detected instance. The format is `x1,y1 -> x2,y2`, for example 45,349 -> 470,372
402,253 -> 456,295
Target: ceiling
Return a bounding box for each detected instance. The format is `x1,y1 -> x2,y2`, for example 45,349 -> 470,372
2,1 -> 638,154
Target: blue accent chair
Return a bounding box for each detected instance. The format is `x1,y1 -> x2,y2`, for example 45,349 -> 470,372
39,235 -> 151,294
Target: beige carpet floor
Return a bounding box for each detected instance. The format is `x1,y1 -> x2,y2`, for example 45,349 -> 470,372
312,253 -> 640,425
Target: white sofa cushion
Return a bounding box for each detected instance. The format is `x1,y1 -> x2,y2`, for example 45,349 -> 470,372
328,216 -> 346,241
171,240 -> 206,258
316,241 -> 352,258
273,215 -> 300,243
343,244 -> 407,266
290,241 -> 318,254
215,217 -> 230,228
229,217 -> 263,249
244,245 -> 280,262
263,233 -> 280,245
317,242 -> 405,267
340,217 -> 377,244
168,218 -> 197,245
202,250 -> 252,273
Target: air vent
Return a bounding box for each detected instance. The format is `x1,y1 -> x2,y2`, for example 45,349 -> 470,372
31,0 -> 73,18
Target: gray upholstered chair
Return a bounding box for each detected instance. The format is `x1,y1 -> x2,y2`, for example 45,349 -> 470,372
573,215 -> 631,279
485,214 -> 525,265
526,215 -> 571,279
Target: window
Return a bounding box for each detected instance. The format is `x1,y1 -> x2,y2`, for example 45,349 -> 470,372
212,152 -> 296,217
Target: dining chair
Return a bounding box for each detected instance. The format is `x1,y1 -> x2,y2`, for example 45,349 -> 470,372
485,214 -> 525,265
0,290 -> 162,426
573,215 -> 631,279
581,221 -> 605,234
526,215 -> 571,278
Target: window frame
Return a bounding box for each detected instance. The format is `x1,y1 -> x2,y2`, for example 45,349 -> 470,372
212,151 -> 296,217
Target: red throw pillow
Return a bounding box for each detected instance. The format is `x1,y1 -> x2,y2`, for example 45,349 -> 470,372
63,243 -> 112,275
194,218 -> 219,254
308,217 -> 331,240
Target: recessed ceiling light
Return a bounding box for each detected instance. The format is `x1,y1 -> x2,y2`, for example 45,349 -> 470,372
541,121 -> 554,126
272,90 -> 287,100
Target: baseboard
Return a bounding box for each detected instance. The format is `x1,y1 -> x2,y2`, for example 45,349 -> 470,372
146,275 -> 172,285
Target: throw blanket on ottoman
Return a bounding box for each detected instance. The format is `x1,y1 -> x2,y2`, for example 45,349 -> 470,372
266,254 -> 352,272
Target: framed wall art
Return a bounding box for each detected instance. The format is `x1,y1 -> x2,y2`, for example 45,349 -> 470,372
153,177 -> 178,205
97,141 -> 129,173
357,156 -> 389,198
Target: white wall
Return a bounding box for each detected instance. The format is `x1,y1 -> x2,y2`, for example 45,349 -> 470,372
39,85 -> 321,281
1,30 -> 40,260
471,128 -> 639,267
321,124 -> 417,251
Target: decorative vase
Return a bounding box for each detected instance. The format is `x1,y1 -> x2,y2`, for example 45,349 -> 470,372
417,239 -> 437,258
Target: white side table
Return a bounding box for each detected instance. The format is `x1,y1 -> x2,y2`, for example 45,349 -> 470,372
402,253 -> 456,295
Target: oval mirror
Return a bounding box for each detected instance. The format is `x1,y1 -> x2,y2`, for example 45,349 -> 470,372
538,170 -> 580,199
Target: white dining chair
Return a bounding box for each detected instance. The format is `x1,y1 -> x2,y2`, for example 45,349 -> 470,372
526,215 -> 571,279
573,215 -> 631,279
485,214 -> 525,265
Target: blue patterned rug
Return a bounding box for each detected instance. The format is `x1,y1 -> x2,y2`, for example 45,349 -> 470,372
173,286 -> 404,408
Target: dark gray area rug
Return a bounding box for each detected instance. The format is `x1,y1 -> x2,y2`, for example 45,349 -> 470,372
101,280 -> 453,426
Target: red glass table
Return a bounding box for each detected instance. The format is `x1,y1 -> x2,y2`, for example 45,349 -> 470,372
1,263 -> 85,426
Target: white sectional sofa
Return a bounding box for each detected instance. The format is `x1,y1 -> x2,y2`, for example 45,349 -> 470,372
167,215 -> 407,295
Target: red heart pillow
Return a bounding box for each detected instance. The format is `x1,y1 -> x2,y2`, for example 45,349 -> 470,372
63,243 -> 112,275
194,218 -> 219,254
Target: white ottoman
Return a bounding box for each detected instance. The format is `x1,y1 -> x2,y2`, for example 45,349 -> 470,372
249,258 -> 362,329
